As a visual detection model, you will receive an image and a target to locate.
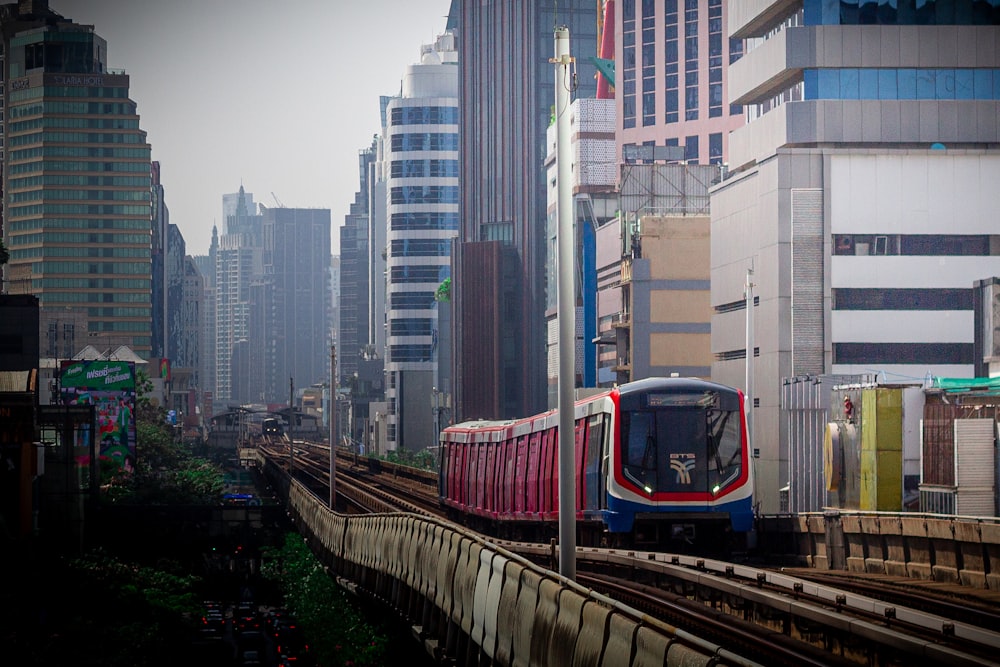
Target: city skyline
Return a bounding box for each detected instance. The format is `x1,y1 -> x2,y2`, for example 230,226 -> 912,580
52,0 -> 453,257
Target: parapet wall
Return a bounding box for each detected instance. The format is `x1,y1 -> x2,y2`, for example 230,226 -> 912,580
283,476 -> 730,667
757,511 -> 1000,590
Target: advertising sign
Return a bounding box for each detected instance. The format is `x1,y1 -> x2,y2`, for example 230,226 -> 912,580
60,360 -> 136,470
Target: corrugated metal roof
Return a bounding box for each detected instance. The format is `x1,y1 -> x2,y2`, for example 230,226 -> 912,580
932,377 -> 1000,393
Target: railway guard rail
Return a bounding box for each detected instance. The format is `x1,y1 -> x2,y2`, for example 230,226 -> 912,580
759,510 -> 1000,590
267,469 -> 762,666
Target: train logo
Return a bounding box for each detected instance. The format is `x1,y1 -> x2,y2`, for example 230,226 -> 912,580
670,453 -> 697,485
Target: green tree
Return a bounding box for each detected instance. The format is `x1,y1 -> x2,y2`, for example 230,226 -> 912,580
13,549 -> 203,667
262,533 -> 388,666
0,239 -> 9,266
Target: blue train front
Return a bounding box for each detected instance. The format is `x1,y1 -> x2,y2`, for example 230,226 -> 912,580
603,377 -> 755,548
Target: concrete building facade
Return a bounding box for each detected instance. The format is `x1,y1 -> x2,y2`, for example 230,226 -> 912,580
543,97 -> 618,405
712,0 -> 1000,512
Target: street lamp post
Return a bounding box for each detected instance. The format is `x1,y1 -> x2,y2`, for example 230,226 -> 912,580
552,24 -> 577,581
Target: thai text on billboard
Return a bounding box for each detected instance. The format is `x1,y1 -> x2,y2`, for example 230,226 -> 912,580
60,360 -> 137,470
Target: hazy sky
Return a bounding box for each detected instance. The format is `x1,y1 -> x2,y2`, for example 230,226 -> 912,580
52,0 -> 454,256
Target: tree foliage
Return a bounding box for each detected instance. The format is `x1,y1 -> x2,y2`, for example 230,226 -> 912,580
11,549 -> 203,667
383,447 -> 437,472
262,533 -> 388,667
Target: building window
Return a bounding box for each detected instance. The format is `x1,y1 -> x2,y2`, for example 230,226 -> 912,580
708,0 -> 723,117
709,132 -> 722,165
664,0 -> 679,124
805,0 -> 1000,26
623,0 -> 637,129
833,342 -> 972,365
684,0 -> 699,121
833,233 -> 994,256
832,288 -> 973,311
684,135 -> 699,163
804,68 -> 999,101
389,106 -> 458,125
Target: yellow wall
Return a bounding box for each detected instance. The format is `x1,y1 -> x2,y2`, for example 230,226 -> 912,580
650,290 -> 712,323
859,388 -> 903,511
649,333 -> 712,369
642,216 -> 710,280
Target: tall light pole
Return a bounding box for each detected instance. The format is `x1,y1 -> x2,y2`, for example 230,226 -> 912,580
552,24 -> 576,581
745,267 -> 755,454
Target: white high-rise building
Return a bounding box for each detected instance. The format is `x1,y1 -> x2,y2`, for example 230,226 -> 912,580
215,186 -> 261,405
379,32 -> 459,451
711,1 -> 1000,512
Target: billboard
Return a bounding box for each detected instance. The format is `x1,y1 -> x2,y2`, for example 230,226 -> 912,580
60,360 -> 137,470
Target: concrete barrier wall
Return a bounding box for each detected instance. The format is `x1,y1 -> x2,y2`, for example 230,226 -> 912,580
758,510 -> 1000,591
284,479 -> 726,667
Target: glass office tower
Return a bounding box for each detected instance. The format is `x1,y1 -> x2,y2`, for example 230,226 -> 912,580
3,9 -> 153,356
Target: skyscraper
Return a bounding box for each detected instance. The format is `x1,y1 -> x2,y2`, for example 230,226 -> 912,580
453,0 -> 598,421
339,143 -> 377,386
192,226 -> 217,401
215,186 -> 260,405
1,1 -> 153,356
712,1 -> 1000,512
338,141 -> 383,447
381,31 -> 458,450
261,205 -> 331,404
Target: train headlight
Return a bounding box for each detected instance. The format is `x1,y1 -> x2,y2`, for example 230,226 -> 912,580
712,484 -> 721,495
643,485 -> 652,494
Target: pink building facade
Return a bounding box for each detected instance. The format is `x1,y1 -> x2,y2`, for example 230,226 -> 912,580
615,0 -> 744,165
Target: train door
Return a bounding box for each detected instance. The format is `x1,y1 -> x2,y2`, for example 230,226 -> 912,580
541,427 -> 557,517
455,442 -> 466,503
515,435 -> 528,516
467,443 -> 479,510
583,414 -> 606,510
485,442 -> 496,516
526,431 -> 541,515
476,442 -> 488,511
501,436 -> 515,519
495,438 -> 507,519
575,419 -> 587,510
441,441 -> 452,500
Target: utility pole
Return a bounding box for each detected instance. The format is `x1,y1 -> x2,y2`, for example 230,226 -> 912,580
552,24 -> 577,581
329,345 -> 336,509
745,267 -> 755,454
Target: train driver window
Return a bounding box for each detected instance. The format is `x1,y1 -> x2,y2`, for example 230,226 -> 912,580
622,411 -> 657,493
706,406 -> 742,494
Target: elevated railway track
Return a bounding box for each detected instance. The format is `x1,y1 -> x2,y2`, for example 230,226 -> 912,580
250,438 -> 1000,666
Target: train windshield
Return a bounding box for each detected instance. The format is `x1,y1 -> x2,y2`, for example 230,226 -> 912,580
621,391 -> 743,496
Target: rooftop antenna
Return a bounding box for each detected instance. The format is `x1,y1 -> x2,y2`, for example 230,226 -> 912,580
271,192 -> 285,208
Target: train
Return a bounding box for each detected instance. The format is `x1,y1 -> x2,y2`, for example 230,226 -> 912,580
438,377 -> 754,550
262,417 -> 283,437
